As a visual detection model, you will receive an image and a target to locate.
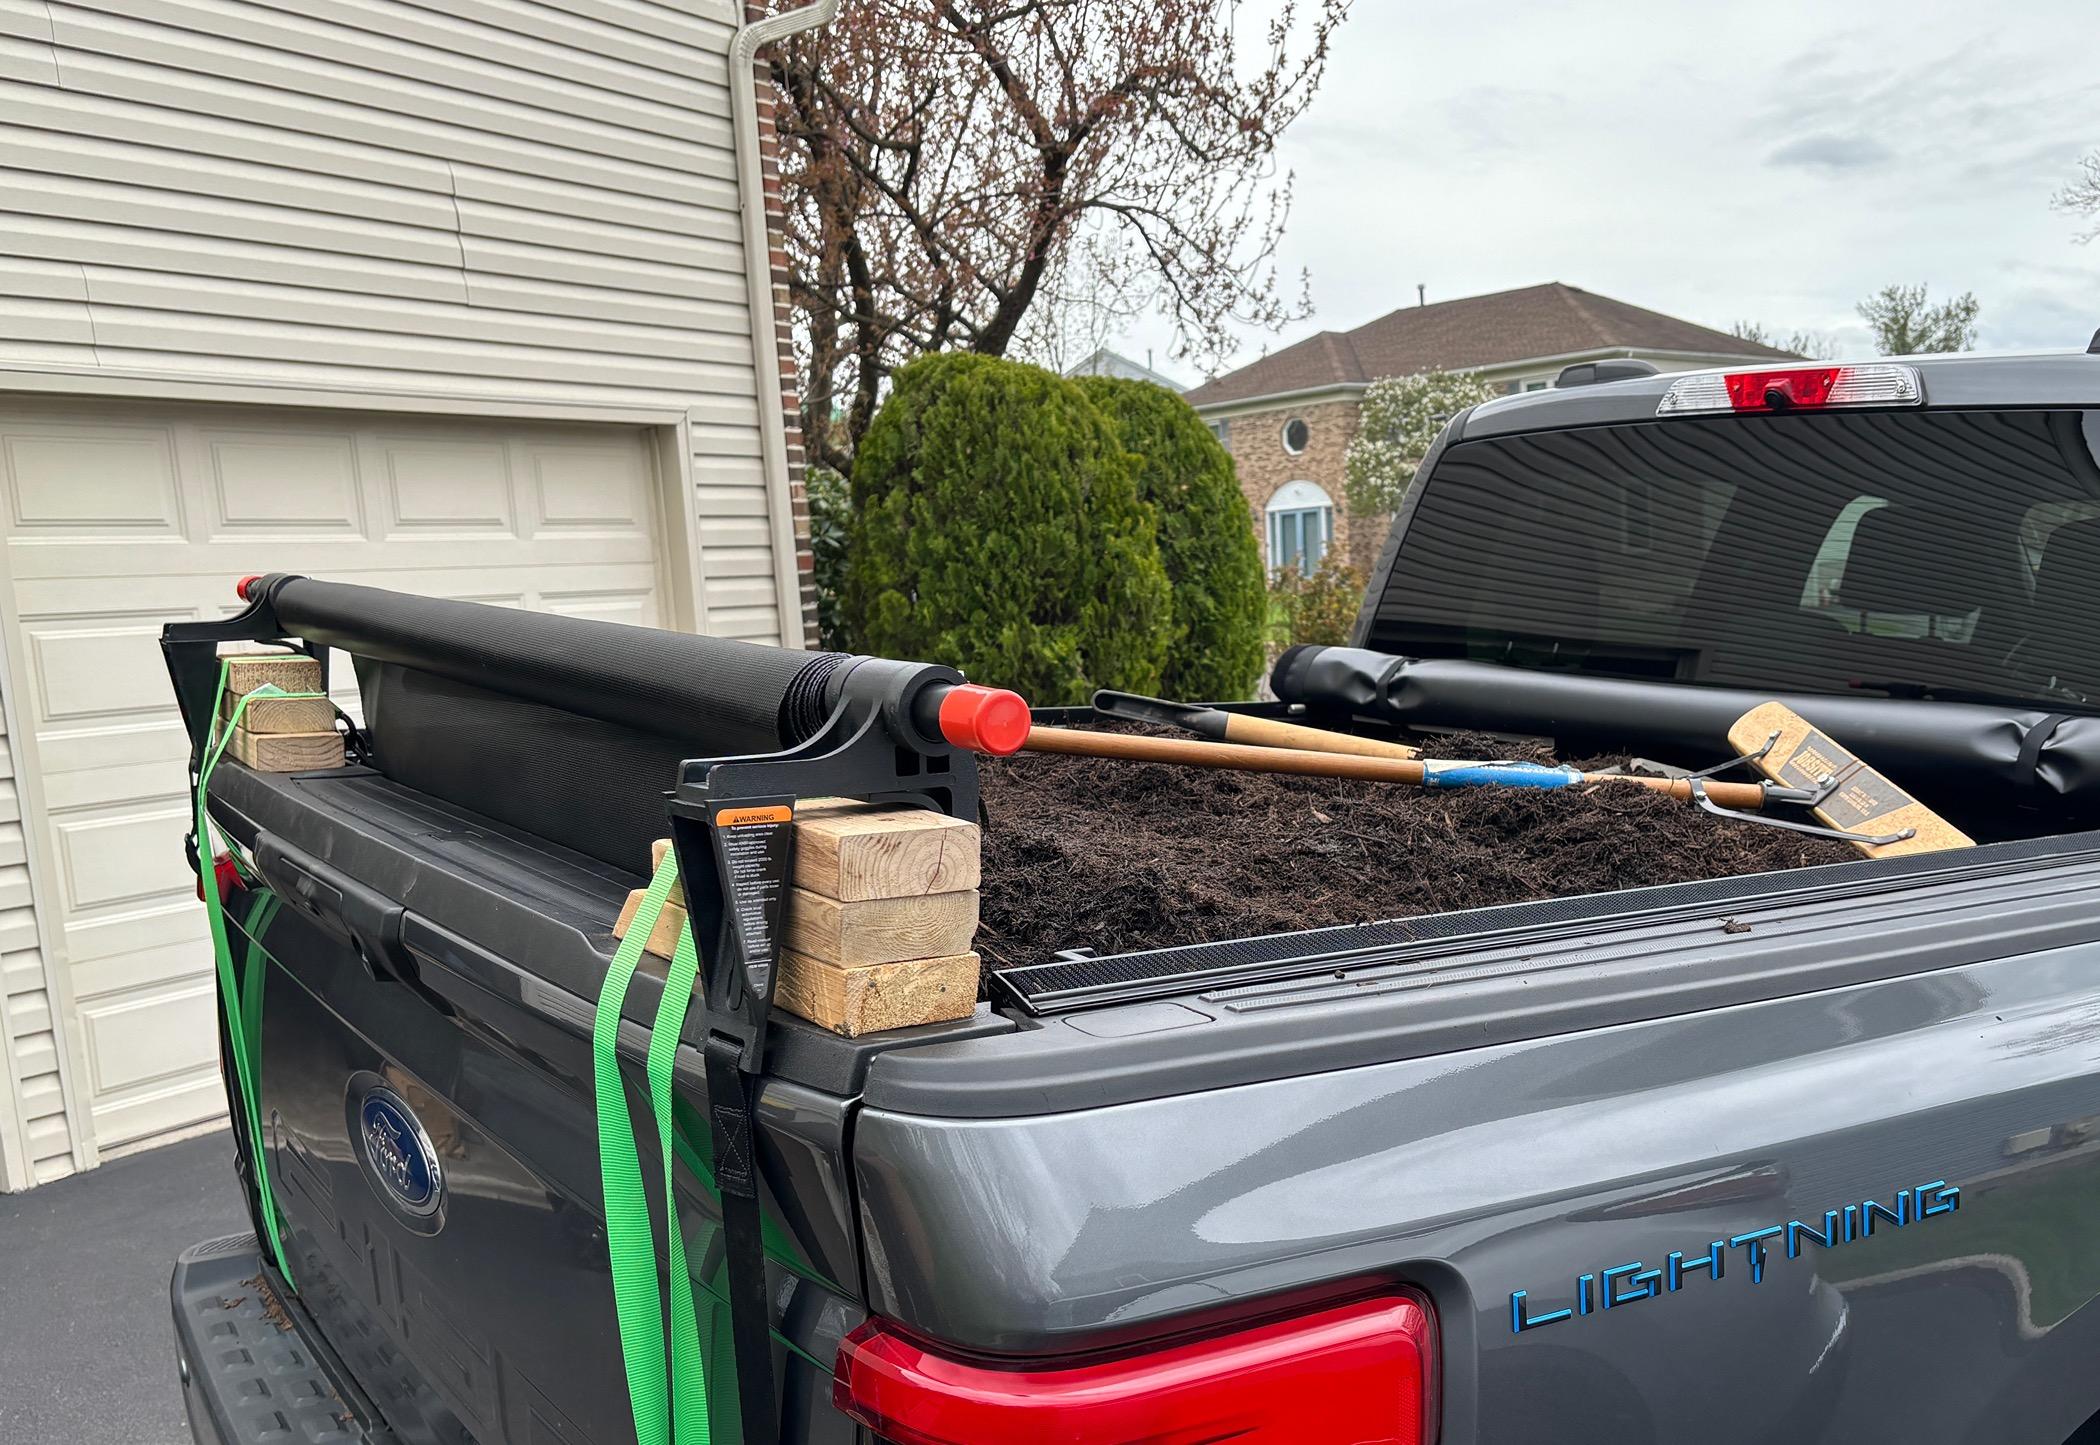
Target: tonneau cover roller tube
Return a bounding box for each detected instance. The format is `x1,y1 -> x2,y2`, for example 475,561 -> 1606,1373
1272,645 -> 2100,840
162,573 -> 1030,1445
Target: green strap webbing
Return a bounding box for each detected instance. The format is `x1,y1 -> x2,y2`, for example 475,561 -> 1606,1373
649,902 -> 710,1445
194,668 -> 329,1287
594,851 -> 711,1445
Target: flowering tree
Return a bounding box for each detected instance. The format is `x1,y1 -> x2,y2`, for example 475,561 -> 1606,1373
769,0 -> 1348,473
1342,370 -> 1496,516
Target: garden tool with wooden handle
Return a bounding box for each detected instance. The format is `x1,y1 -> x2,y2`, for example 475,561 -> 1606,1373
1091,690 -> 1422,759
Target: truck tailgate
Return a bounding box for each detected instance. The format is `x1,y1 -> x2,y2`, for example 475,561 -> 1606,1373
208,762 -> 891,1444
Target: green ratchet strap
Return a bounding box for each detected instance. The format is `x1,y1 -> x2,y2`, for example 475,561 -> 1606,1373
193,666 -> 330,1288
594,851 -> 713,1445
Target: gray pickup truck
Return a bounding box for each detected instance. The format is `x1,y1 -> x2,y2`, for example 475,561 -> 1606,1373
166,350 -> 2100,1445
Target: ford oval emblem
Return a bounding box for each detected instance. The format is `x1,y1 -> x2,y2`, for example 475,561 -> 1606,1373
353,1082 -> 445,1223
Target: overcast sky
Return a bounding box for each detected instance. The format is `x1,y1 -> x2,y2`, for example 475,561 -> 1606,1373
1120,0 -> 2100,385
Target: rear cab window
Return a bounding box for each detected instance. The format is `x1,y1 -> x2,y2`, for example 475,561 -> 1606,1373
1368,408 -> 2100,706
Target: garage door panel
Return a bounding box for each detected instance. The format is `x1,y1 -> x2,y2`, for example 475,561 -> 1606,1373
53,797 -> 193,914
53,900 -> 201,970
526,441 -> 656,535
27,725 -> 184,785
2,421 -> 183,535
67,935 -> 205,1003
196,426 -> 365,536
80,978 -> 215,1097
0,399 -> 675,1157
374,434 -> 516,535
18,607 -> 186,731
81,977 -> 220,1148
3,534 -> 669,581
539,586 -> 659,628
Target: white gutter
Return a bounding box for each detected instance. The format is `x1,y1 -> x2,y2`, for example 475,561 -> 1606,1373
731,0 -> 839,649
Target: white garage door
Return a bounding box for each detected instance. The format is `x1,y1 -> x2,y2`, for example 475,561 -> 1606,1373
0,399 -> 672,1159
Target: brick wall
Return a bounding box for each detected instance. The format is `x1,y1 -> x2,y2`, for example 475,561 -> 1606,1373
1223,397 -> 1390,577
749,3 -> 822,647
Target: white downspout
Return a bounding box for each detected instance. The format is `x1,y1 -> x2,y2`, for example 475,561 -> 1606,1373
732,0 -> 840,649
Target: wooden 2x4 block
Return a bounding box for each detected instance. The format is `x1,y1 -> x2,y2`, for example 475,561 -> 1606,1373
781,887 -> 979,968
222,651 -> 322,698
228,727 -> 345,772
774,950 -> 979,1036
792,799 -> 980,900
223,691 -> 335,734
613,798 -> 984,1037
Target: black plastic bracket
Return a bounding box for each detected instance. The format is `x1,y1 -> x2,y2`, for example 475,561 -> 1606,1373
667,658 -> 973,1072
665,657 -> 977,1445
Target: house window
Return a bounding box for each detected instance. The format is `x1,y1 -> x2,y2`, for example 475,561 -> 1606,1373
1266,480 -> 1335,574
1207,419 -> 1231,452
1523,380 -> 1550,392
1281,417 -> 1311,454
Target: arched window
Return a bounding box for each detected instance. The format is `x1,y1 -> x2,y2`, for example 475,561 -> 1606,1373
1266,480 -> 1334,574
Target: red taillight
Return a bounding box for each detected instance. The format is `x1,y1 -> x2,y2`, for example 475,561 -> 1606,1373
197,851 -> 243,903
833,1293 -> 1436,1445
1658,362 -> 1922,415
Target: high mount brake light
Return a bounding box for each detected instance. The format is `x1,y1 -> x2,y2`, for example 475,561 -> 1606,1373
1657,363 -> 1923,416
833,1293 -> 1437,1445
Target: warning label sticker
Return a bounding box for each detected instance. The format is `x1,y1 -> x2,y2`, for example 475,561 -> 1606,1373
710,802 -> 794,986
715,804 -> 792,827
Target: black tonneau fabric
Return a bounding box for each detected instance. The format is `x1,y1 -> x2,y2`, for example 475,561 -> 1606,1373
265,578 -> 848,870
1273,645 -> 2100,837
270,575 -> 839,752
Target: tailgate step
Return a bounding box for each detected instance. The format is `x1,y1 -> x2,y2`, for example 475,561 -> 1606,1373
170,1235 -> 366,1444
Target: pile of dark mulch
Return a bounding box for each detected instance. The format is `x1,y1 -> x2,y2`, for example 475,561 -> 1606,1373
975,728 -> 1856,969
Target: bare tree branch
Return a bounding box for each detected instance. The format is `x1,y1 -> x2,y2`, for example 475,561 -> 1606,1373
770,0 -> 1347,468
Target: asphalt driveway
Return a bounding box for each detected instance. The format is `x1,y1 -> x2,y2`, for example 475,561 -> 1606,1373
0,1130 -> 247,1445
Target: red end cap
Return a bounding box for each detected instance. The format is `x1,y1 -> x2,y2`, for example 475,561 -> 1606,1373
235,574 -> 264,601
937,684 -> 1031,756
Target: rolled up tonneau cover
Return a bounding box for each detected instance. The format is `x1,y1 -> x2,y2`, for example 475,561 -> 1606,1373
249,575 -> 853,869
265,574 -> 845,752
1272,645 -> 2100,837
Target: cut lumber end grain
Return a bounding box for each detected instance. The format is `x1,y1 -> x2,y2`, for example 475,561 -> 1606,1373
229,726 -> 344,772
783,887 -> 979,967
613,889 -> 689,961
792,803 -> 980,901
774,950 -> 979,1036
647,839 -> 687,907
223,692 -> 335,735
219,650 -> 323,697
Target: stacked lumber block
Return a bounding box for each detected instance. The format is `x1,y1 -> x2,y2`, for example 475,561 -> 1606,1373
219,651 -> 344,771
612,798 -> 982,1037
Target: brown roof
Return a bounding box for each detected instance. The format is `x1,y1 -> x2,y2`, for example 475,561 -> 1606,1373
1185,282 -> 1798,408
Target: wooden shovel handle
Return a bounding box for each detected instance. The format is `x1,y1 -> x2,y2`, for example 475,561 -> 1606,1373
1025,727 -> 1773,812
1588,774 -> 1768,810
1028,726 -> 1429,782
1220,713 -> 1421,759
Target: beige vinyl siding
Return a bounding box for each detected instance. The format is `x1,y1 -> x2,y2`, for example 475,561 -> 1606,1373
0,704 -> 75,1187
0,0 -> 784,636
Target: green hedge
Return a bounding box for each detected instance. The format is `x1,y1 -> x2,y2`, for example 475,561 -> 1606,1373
842,353 -> 1171,704
1074,376 -> 1267,699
